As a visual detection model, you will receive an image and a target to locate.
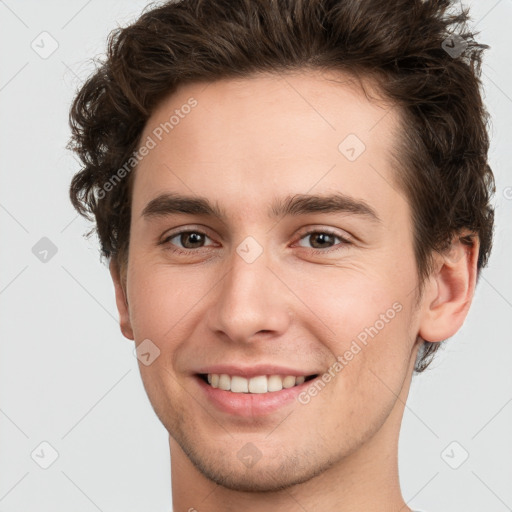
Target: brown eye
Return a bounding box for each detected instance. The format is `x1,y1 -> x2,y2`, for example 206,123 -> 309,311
297,230 -> 347,251
178,232 -> 206,249
162,230 -> 213,252
307,232 -> 336,249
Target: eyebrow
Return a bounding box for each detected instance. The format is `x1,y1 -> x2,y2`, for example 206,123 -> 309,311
141,192 -> 380,223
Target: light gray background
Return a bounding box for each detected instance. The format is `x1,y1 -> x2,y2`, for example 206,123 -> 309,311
0,1 -> 510,511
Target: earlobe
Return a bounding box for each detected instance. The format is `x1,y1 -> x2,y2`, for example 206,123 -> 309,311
418,233 -> 480,343
109,259 -> 134,340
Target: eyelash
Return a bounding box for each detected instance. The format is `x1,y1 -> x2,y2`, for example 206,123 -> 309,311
159,228 -> 351,256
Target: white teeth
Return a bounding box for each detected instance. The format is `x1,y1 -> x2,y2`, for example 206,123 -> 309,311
248,375 -> 267,393
218,374 -> 231,391
267,375 -> 283,392
206,373 -> 311,393
282,375 -> 296,388
231,375 -> 249,393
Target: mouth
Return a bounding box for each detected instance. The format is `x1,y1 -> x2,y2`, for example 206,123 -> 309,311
195,371 -> 320,417
198,373 -> 318,394
193,364 -> 325,417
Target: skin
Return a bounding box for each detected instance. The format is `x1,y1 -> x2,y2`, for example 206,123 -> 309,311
110,70 -> 479,512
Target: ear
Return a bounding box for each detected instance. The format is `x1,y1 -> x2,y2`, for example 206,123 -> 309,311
418,233 -> 480,343
109,259 -> 134,340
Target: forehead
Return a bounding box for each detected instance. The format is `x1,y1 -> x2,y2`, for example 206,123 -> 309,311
131,70 -> 405,222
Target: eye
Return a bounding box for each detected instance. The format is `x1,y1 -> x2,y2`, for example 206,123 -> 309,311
160,229 -> 215,253
295,229 -> 350,252
159,227 -> 351,256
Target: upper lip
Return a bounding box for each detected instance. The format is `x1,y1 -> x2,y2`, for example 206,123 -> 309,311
194,364 -> 320,378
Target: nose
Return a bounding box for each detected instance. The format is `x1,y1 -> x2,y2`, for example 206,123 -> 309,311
206,242 -> 293,344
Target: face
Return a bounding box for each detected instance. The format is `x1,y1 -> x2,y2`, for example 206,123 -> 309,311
115,70 -> 426,491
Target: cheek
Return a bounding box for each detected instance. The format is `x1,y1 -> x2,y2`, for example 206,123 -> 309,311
126,259 -> 198,339
294,266 -> 406,342
297,268 -> 416,393
342,302 -> 415,418
125,261 -> 195,423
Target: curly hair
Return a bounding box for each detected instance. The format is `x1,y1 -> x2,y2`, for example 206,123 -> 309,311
68,0 -> 495,372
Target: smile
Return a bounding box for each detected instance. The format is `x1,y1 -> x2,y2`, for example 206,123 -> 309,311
200,373 -> 318,394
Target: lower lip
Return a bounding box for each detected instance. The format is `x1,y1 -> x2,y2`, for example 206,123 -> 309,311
195,375 -> 314,417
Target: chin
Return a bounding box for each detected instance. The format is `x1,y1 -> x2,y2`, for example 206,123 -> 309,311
177,436 -> 335,493
193,463 -> 319,493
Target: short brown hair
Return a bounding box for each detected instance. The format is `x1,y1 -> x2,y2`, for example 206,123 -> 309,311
68,0 -> 495,372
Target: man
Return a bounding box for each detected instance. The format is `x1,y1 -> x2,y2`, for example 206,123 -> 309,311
68,0 -> 494,510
